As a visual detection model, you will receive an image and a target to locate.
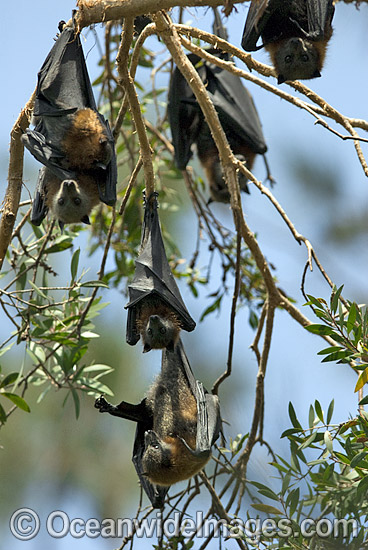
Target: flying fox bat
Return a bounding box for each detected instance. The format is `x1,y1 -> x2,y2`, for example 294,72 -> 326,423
125,193 -> 195,352
168,9 -> 267,203
22,20 -> 117,228
95,340 -> 221,508
241,0 -> 335,83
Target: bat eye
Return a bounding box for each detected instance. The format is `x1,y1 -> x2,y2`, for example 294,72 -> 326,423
284,55 -> 292,64
74,197 -> 81,205
152,444 -> 159,450
147,328 -> 153,336
301,54 -> 309,62
58,198 -> 65,206
160,327 -> 166,334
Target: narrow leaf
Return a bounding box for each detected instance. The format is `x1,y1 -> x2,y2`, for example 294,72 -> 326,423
355,367 -> 368,393
326,399 -> 334,424
305,324 -> 335,336
70,248 -> 80,282
251,503 -> 284,516
350,451 -> 368,469
0,372 -> 19,389
1,392 -> 30,412
288,402 -> 302,429
331,285 -> 344,314
324,430 -> 333,453
315,400 -> 324,423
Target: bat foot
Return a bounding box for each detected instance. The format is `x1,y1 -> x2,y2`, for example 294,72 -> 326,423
95,395 -> 112,413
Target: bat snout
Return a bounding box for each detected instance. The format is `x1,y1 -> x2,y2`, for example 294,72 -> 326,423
62,180 -> 77,191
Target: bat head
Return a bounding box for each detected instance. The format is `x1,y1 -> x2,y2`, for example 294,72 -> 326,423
142,314 -> 180,353
142,430 -> 173,485
273,38 -> 321,83
208,157 -> 250,204
50,179 -> 94,225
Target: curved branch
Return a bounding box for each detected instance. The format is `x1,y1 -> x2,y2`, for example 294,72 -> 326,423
116,17 -> 155,196
0,90 -> 35,270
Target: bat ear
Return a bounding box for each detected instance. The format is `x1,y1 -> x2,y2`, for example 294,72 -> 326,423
277,74 -> 286,85
58,220 -> 65,232
143,343 -> 152,353
81,215 -> 91,225
312,69 -> 321,79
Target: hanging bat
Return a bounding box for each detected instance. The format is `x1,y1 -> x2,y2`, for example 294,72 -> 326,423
241,0 -> 335,83
95,339 -> 221,508
22,20 -> 117,228
125,193 -> 196,352
168,9 -> 268,203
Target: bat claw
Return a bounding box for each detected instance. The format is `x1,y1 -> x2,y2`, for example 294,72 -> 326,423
95,395 -> 111,412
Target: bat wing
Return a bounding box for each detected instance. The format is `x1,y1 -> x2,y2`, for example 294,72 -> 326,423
241,0 -> 271,51
30,167 -> 49,226
305,0 -> 335,38
95,117 -> 117,206
126,194 -> 196,344
168,62 -> 204,170
22,24 -> 95,180
165,340 -> 221,458
205,62 -> 267,154
22,21 -> 117,206
132,421 -> 170,509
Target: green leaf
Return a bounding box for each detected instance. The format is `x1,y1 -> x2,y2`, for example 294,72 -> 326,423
0,402 -> 7,423
199,296 -> 222,322
250,481 -> 279,501
331,285 -> 344,314
28,281 -> 48,300
326,399 -> 334,424
324,430 -> 333,454
0,343 -> 14,357
355,367 -> 368,393
80,331 -> 100,339
321,350 -> 353,363
82,364 -> 114,374
1,392 -> 30,412
315,400 -> 324,423
317,346 -> 343,356
251,503 -> 284,516
80,281 -> 109,288
0,372 -> 19,389
288,402 -> 302,430
281,428 -> 301,438
305,324 -> 335,336
287,488 -> 300,517
70,388 -> 80,419
45,236 -> 73,254
308,404 -> 315,428
71,248 -> 80,282
299,431 -> 317,450
347,303 -> 357,334
350,451 -> 368,469
305,295 -> 325,310
357,475 -> 368,497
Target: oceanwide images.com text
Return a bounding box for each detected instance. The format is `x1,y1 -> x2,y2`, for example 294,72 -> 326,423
10,508 -> 358,542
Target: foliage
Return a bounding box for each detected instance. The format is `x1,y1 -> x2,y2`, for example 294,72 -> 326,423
1,6 -> 368,550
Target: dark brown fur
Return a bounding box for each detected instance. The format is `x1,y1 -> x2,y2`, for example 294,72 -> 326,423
61,108 -> 111,171
142,354 -> 209,486
136,299 -> 181,352
199,145 -> 256,203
